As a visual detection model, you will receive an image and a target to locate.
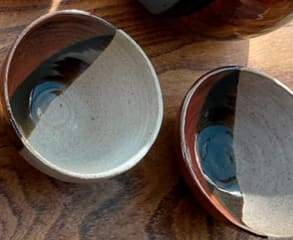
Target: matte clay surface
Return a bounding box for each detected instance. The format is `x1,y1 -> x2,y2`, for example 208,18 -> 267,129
234,70 -> 293,237
0,1 -> 293,239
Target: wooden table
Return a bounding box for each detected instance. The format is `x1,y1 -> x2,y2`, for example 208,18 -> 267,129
0,1 -> 292,239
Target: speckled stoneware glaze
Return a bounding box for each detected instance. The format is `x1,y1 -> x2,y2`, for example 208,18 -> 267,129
0,10 -> 163,182
139,0 -> 293,39
179,66 -> 293,238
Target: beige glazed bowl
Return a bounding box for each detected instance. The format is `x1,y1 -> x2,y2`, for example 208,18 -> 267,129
178,66 -> 293,238
1,10 -> 163,182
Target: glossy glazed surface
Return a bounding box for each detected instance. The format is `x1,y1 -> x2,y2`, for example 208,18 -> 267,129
157,0 -> 293,39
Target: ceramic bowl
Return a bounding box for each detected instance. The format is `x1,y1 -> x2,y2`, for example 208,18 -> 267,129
178,66 -> 293,238
1,10 -> 163,182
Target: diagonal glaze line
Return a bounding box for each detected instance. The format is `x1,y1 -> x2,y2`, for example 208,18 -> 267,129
10,34 -> 114,138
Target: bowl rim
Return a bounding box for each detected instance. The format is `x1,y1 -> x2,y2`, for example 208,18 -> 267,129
179,65 -> 293,237
3,10 -> 164,182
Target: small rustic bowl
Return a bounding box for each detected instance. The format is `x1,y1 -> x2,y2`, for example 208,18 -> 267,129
0,10 -> 163,182
178,66 -> 293,238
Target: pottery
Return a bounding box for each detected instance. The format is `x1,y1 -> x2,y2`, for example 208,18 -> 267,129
178,66 -> 293,238
138,0 -> 293,39
0,10 -> 163,182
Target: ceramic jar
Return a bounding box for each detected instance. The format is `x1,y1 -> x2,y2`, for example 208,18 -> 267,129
139,0 -> 293,39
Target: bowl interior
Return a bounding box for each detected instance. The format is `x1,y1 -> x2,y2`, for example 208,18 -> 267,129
5,12 -> 163,179
181,66 -> 293,237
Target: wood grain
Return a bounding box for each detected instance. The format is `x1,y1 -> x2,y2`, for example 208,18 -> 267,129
0,0 -> 292,239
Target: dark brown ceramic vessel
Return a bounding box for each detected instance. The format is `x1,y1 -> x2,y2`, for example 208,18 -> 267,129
139,0 -> 293,39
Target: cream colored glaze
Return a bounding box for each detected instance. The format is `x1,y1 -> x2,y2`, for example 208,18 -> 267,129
233,70 -> 293,237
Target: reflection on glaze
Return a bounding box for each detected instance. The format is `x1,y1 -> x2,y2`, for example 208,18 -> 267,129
142,0 -> 293,38
197,125 -> 239,195
181,0 -> 293,39
29,81 -> 66,123
10,35 -> 113,137
196,70 -> 241,196
162,0 -> 214,17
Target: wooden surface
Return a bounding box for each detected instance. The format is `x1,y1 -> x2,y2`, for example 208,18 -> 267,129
0,1 -> 292,239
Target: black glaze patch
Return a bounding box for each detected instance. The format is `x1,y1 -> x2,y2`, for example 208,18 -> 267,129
162,0 -> 214,17
196,69 -> 241,195
10,34 -> 114,137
